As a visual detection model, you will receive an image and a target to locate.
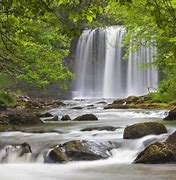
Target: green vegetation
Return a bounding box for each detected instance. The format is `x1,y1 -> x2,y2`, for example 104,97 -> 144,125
0,0 -> 175,102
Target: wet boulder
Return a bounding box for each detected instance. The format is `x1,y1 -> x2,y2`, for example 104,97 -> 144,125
60,115 -> 71,121
123,122 -> 167,139
45,140 -> 116,163
38,112 -> 53,118
134,142 -> 176,164
71,106 -> 83,110
81,126 -> 119,131
163,108 -> 176,121
166,131 -> 176,145
73,114 -> 98,121
104,104 -> 129,109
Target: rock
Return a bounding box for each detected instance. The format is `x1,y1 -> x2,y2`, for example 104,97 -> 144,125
163,108 -> 176,121
104,104 -> 129,109
38,112 -> 53,118
46,140 -> 116,163
8,112 -> 43,125
123,122 -> 167,139
112,99 -> 126,105
44,116 -> 59,121
126,96 -> 139,104
87,104 -> 95,109
81,126 -> 119,131
20,142 -> 32,156
134,142 -> 176,164
73,114 -> 98,121
60,115 -> 71,121
71,106 -> 83,110
166,131 -> 176,145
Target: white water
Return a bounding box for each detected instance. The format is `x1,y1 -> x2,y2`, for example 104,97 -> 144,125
0,99 -> 172,179
74,26 -> 158,99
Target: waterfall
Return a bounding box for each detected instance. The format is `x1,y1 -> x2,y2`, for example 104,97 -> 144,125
73,26 -> 158,99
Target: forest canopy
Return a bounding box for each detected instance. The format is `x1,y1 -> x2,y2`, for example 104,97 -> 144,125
0,0 -> 176,101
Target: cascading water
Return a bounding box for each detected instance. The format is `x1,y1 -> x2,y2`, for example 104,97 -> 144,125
73,26 -> 158,99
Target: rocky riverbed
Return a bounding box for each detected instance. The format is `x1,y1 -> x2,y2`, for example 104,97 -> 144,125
0,97 -> 176,180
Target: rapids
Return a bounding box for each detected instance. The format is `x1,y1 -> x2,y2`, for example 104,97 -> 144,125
0,99 -> 174,180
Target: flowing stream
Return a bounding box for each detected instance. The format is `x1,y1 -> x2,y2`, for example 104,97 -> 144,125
0,99 -> 175,180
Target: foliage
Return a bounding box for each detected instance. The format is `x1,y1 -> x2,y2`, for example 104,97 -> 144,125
0,91 -> 16,105
105,0 -> 176,102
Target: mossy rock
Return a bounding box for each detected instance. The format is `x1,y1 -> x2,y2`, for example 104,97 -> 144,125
123,122 -> 167,139
134,142 -> 176,164
46,140 -> 114,163
81,126 -> 119,131
73,114 -> 98,121
104,104 -> 129,109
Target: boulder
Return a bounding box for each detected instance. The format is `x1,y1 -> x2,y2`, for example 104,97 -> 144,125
19,142 -> 32,156
60,115 -> 71,121
38,112 -> 53,118
163,108 -> 176,121
166,131 -> 176,145
8,112 -> 43,125
81,126 -> 118,131
126,96 -> 139,104
123,122 -> 167,139
104,104 -> 129,109
112,99 -> 126,105
134,142 -> 176,164
71,106 -> 83,110
73,114 -> 98,121
45,140 -> 116,163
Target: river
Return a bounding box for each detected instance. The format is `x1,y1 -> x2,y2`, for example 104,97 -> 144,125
0,99 -> 175,180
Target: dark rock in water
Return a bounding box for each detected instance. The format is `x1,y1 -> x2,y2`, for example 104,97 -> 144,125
123,122 -> 167,139
71,106 -> 83,110
163,108 -> 176,121
38,112 -> 53,118
20,142 -> 32,156
81,126 -> 119,131
73,114 -> 98,121
8,112 -> 43,125
134,142 -> 176,164
112,99 -> 126,105
61,115 -> 71,121
86,104 -> 95,109
0,100 -> 7,111
46,140 -> 116,163
126,96 -> 139,104
104,104 -> 129,109
44,116 -> 59,121
166,131 -> 176,145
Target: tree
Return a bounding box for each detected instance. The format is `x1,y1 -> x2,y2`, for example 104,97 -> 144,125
0,0 -> 105,89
